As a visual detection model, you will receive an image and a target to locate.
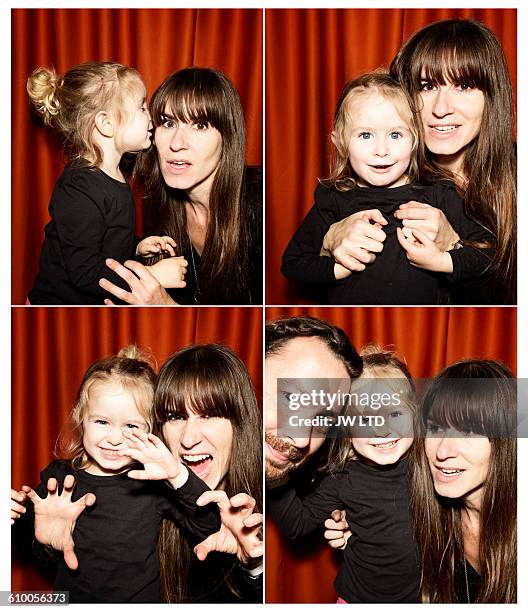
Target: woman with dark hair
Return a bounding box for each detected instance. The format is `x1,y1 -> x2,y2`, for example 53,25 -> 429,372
154,344 -> 263,602
411,359 -> 516,602
322,19 -> 516,303
100,68 -> 262,305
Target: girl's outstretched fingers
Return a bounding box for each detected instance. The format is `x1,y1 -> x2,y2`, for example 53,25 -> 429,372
243,512 -> 263,529
11,489 -> 28,523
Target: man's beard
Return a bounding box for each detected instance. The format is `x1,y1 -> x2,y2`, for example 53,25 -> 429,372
265,432 -> 307,482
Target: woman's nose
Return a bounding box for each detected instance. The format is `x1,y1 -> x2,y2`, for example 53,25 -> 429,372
180,419 -> 202,448
169,125 -> 188,151
435,436 -> 458,460
431,87 -> 454,117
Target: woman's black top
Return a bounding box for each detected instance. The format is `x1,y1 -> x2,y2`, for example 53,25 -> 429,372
166,166 -> 263,305
454,559 -> 480,603
282,181 -> 494,305
266,458 -> 420,603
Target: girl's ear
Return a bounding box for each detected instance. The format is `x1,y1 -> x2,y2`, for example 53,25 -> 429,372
94,111 -> 115,138
330,131 -> 338,146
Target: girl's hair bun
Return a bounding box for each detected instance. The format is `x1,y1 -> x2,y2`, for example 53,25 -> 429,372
26,66 -> 62,123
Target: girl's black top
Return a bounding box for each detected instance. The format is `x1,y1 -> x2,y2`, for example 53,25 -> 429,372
282,181 -> 494,305
266,458 -> 420,603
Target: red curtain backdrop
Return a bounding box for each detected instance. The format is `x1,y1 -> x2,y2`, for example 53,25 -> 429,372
11,306 -> 262,592
12,8 -> 263,304
265,9 -> 517,304
264,306 -> 516,603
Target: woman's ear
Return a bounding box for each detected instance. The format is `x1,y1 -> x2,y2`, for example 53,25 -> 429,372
94,110 -> 115,138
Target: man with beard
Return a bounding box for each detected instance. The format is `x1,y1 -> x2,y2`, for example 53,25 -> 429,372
265,316 -> 362,484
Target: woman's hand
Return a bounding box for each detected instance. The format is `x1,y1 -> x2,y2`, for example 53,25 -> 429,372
99,259 -> 177,305
321,210 -> 387,272
22,475 -> 96,570
11,488 -> 28,524
394,201 -> 459,251
136,235 -> 177,257
194,491 -> 263,568
324,509 -> 351,550
120,430 -> 186,485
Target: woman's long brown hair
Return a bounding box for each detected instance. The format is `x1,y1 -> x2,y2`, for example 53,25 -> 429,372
410,359 -> 516,602
391,20 -> 517,303
153,344 -> 262,602
139,68 -> 259,304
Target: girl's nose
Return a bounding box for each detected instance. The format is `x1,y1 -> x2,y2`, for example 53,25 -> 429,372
373,138 -> 389,157
106,427 -> 124,446
431,87 -> 454,117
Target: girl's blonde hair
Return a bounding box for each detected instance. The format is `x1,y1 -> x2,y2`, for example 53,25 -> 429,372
55,345 -> 157,469
325,72 -> 422,191
27,61 -> 144,166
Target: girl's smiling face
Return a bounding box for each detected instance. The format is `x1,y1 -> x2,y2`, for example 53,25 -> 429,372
83,381 -> 149,476
162,407 -> 233,489
345,91 -> 414,188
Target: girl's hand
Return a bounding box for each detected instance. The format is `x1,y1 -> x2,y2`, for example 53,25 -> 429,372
99,259 -> 177,305
194,491 -> 263,568
397,227 -> 453,273
136,235 -> 177,257
119,430 -> 185,484
324,509 -> 352,550
394,201 -> 459,252
149,257 -> 188,289
22,475 -> 96,570
321,210 -> 387,272
11,488 -> 28,524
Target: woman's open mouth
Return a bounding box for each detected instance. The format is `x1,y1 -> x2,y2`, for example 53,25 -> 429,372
181,453 -> 213,478
434,465 -> 466,482
165,160 -> 191,175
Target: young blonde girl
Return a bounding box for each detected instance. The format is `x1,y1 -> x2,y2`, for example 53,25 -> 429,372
10,346 -> 219,603
281,72 -> 492,305
267,344 -> 420,603
26,62 -> 187,304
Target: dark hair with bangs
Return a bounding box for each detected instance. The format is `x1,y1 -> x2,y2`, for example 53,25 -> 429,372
390,20 -> 516,303
410,359 -> 516,602
153,344 -> 262,602
139,67 -> 258,304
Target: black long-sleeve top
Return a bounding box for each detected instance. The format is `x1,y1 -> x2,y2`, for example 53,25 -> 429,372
25,460 -> 220,603
29,164 -> 136,304
282,182 -> 494,305
266,458 -> 420,603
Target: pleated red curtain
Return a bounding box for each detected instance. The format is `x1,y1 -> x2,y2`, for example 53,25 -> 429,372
11,306 -> 262,591
12,8 -> 263,304
264,306 -> 516,602
265,8 -> 517,304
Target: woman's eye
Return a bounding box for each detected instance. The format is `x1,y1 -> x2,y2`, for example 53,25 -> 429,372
162,119 -> 176,129
456,82 -> 473,92
389,131 -> 403,140
141,106 -> 148,113
167,413 -> 185,422
358,132 -> 372,140
426,422 -> 441,434
419,80 -> 435,92
194,121 -> 209,130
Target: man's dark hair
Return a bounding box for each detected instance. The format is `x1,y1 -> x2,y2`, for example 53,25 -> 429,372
265,316 -> 362,378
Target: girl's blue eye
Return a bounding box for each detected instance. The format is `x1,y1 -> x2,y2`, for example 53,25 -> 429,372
125,423 -> 139,429
389,411 -> 402,419
389,132 -> 403,140
95,419 -> 108,426
358,132 -> 372,140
